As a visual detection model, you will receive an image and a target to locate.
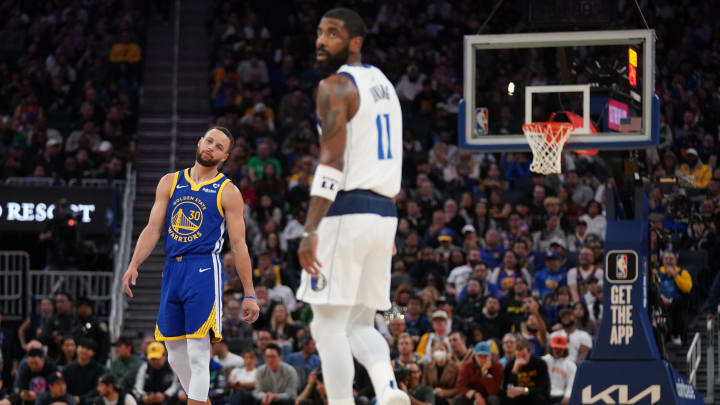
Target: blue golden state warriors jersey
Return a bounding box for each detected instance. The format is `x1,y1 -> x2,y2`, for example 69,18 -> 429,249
164,169 -> 231,257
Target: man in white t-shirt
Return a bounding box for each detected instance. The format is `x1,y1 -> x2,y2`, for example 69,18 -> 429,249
212,341 -> 245,374
566,247 -> 603,303
542,335 -> 576,405
549,308 -> 592,364
447,247 -> 480,297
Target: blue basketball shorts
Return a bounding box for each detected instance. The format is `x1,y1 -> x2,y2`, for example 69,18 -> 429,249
155,253 -> 226,342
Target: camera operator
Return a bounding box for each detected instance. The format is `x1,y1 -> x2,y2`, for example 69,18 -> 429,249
39,198 -> 79,269
39,198 -> 95,270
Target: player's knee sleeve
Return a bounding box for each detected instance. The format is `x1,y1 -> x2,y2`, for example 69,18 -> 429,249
347,305 -> 396,398
310,305 -> 355,404
165,340 -> 191,392
186,337 -> 212,401
347,305 -> 390,364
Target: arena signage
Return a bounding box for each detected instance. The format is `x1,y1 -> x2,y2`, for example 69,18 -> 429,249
605,250 -> 639,345
0,186 -> 116,232
581,384 -> 661,404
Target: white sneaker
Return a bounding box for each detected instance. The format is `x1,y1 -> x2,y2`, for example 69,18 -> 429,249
381,387 -> 410,405
671,336 -> 682,346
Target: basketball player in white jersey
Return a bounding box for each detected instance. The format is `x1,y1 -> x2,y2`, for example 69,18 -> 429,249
296,8 -> 408,405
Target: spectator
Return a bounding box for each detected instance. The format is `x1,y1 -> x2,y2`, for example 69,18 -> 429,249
654,251 -> 693,345
571,302 -> 596,337
566,247 -> 603,303
533,214 -> 566,254
253,344 -> 298,405
72,299 -> 110,364
277,90 -> 311,131
455,278 -> 487,322
396,64 -> 426,102
489,251 -> 531,298
579,198 -> 605,235
285,336 -> 320,378
295,369 -> 326,405
212,341 -> 245,375
532,251 -> 568,300
566,220 -> 589,252
258,264 -> 297,312
480,230 -> 505,269
518,299 -> 548,358
109,337 -> 142,394
397,362 -> 433,405
94,374 -> 137,405
501,279 -> 531,331
421,341 -> 458,405
65,121 -> 101,154
447,249 -> 479,298
549,309 -> 592,364
678,148 -> 711,188
14,348 -> 56,405
228,350 -> 258,393
18,298 -> 54,351
448,331 -> 472,365
502,337 -> 551,405
392,333 -> 420,369
63,338 -> 106,405
541,336 -> 576,405
416,311 -> 451,362
499,334 -> 517,368
387,316 -> 408,350
36,371 -> 77,405
475,296 -> 509,342
255,330 -> 274,367
109,31 -> 142,64
564,171 -> 594,207
453,341 -> 502,405
247,140 -> 282,181
133,342 -> 179,405
404,296 -> 430,339
269,304 -> 300,348
56,336 -> 77,370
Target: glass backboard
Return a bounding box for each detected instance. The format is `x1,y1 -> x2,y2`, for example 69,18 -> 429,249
459,30 -> 659,151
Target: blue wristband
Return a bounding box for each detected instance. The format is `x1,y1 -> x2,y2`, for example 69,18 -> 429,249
243,295 -> 257,300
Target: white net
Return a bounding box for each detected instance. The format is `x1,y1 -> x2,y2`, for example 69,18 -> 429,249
522,122 -> 574,175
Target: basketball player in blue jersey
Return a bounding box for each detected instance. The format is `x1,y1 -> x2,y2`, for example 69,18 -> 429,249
122,127 -> 259,405
296,8 -> 409,405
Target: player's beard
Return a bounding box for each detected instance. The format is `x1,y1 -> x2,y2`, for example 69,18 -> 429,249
196,149 -> 221,167
314,44 -> 350,75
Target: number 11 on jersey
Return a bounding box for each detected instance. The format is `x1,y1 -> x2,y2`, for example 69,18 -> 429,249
376,113 -> 392,160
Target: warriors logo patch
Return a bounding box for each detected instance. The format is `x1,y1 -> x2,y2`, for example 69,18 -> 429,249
168,197 -> 206,242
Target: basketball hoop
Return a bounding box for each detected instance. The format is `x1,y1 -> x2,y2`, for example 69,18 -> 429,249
522,122 -> 574,175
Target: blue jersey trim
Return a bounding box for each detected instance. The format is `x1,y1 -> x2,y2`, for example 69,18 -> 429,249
337,71 -> 357,89
326,190 -> 397,217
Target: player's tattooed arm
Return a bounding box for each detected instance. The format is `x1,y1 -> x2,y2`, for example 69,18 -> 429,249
303,74 -> 359,232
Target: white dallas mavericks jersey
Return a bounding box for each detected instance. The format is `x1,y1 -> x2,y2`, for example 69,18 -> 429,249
330,64 -> 403,198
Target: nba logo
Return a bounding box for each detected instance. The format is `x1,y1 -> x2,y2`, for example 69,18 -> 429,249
616,254 -> 628,279
475,108 -> 488,138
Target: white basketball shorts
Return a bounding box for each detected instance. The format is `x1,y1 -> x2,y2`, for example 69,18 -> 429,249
296,190 -> 397,311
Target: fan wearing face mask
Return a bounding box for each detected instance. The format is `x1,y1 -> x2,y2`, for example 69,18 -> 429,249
419,341 -> 458,405
416,311 -> 451,363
